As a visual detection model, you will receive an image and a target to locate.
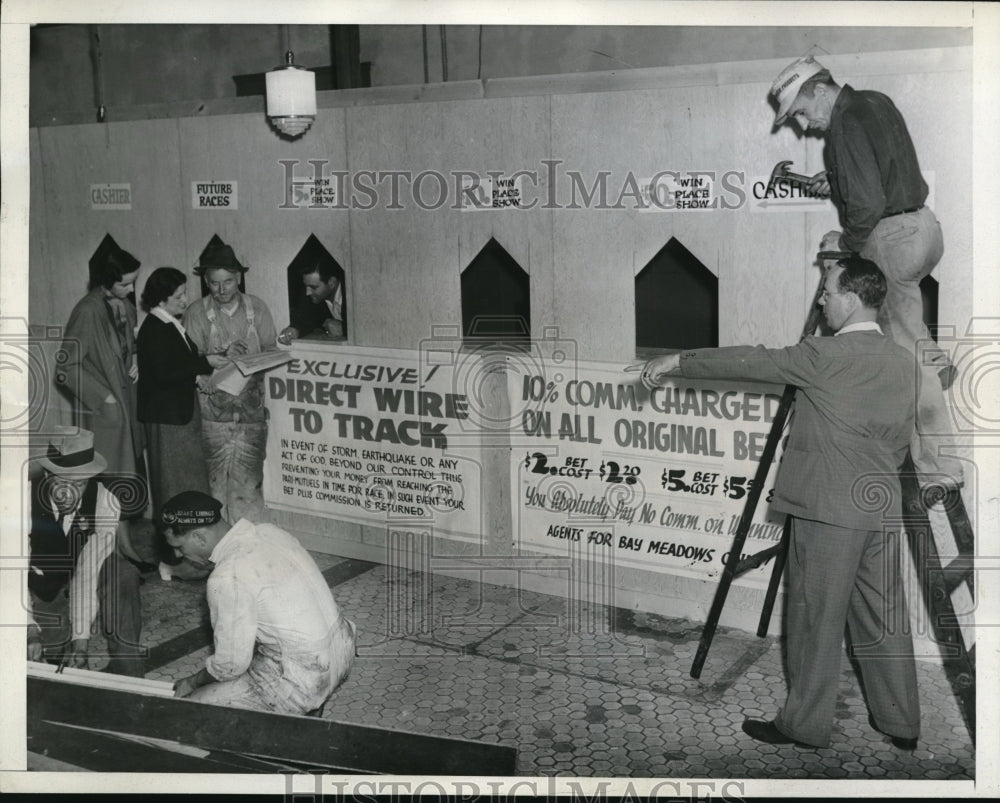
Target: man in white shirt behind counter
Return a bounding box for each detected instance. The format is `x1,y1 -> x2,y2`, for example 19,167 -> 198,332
165,490 -> 356,715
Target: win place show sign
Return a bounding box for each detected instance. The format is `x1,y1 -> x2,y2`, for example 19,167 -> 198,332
264,343 -> 483,540
507,359 -> 786,589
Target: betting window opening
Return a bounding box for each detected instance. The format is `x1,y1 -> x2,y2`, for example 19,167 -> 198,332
635,237 -> 718,358
460,237 -> 530,351
284,234 -> 347,342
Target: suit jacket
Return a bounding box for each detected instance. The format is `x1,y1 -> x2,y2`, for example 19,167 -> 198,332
290,297 -> 345,339
57,289 -> 144,474
136,314 -> 213,425
28,476 -> 101,602
679,330 -> 915,531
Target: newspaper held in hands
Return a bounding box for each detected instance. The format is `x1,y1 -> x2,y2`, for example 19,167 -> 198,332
212,350 -> 294,396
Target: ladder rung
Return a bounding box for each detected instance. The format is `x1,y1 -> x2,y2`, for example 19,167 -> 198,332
941,556 -> 975,595
734,545 -> 781,576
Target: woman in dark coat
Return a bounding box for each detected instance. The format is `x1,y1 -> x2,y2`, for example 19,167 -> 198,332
137,267 -> 234,569
58,238 -> 148,566
59,240 -> 144,494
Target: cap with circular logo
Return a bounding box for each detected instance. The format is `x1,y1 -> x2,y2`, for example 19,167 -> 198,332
160,490 -> 223,527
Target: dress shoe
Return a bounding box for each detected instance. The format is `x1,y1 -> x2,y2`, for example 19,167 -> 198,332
868,715 -> 917,750
742,719 -> 801,745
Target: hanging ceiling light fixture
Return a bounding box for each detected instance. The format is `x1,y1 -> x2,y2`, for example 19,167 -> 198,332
265,28 -> 316,139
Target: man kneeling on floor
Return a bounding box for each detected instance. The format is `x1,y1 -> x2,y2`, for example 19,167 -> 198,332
164,491 -> 356,715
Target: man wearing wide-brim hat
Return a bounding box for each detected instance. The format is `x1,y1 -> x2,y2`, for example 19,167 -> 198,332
182,236 -> 278,526
28,425 -> 144,676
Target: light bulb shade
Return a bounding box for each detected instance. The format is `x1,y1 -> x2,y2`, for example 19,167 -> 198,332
265,64 -> 317,117
272,117 -> 313,137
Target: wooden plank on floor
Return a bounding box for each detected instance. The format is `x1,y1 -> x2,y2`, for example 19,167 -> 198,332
144,622 -> 213,671
28,677 -> 517,775
27,750 -> 88,772
27,719 -> 281,773
28,661 -> 175,696
322,558 -> 377,587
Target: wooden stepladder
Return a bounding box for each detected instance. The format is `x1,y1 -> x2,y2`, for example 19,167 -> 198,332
688,265 -> 977,745
688,269 -> 827,681
898,458 -> 976,744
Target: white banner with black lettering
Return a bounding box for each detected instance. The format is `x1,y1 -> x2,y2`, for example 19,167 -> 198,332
507,356 -> 787,589
264,343 -> 484,540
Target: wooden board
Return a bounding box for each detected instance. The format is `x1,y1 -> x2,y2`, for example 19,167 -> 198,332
28,660 -> 175,697
28,676 -> 518,775
27,718 -> 298,774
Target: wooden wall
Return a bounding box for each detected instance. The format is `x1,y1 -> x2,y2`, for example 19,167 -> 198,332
29,46 -> 973,630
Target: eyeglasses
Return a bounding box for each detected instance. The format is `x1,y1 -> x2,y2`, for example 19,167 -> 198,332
819,289 -> 845,301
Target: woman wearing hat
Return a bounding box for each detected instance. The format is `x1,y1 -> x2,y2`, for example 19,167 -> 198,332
137,267 -> 238,570
182,238 -> 277,524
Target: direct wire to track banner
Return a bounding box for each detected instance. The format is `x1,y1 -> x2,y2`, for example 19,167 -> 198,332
263,342 -> 485,540
507,357 -> 787,588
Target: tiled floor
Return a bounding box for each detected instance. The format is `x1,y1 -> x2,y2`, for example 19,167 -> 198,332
67,529 -> 976,780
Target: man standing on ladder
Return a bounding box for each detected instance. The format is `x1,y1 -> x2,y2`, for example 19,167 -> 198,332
631,257 -> 920,750
769,55 -> 962,494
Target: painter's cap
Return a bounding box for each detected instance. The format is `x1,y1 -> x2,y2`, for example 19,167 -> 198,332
770,56 -> 826,126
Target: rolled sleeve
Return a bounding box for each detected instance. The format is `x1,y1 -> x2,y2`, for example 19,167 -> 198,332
205,569 -> 258,681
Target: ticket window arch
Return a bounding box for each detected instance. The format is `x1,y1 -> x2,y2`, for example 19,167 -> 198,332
635,237 -> 718,355
285,234 -> 347,339
460,238 -> 530,348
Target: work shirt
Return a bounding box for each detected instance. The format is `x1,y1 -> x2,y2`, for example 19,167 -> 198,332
825,85 -> 929,253
204,519 -> 345,684
183,292 -> 277,423
289,283 -> 345,339
325,284 -> 344,324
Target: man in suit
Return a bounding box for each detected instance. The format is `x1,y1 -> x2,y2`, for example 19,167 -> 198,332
27,426 -> 144,676
277,261 -> 345,344
632,256 -> 920,750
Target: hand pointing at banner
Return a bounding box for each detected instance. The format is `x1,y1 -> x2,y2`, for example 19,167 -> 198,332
625,354 -> 681,390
